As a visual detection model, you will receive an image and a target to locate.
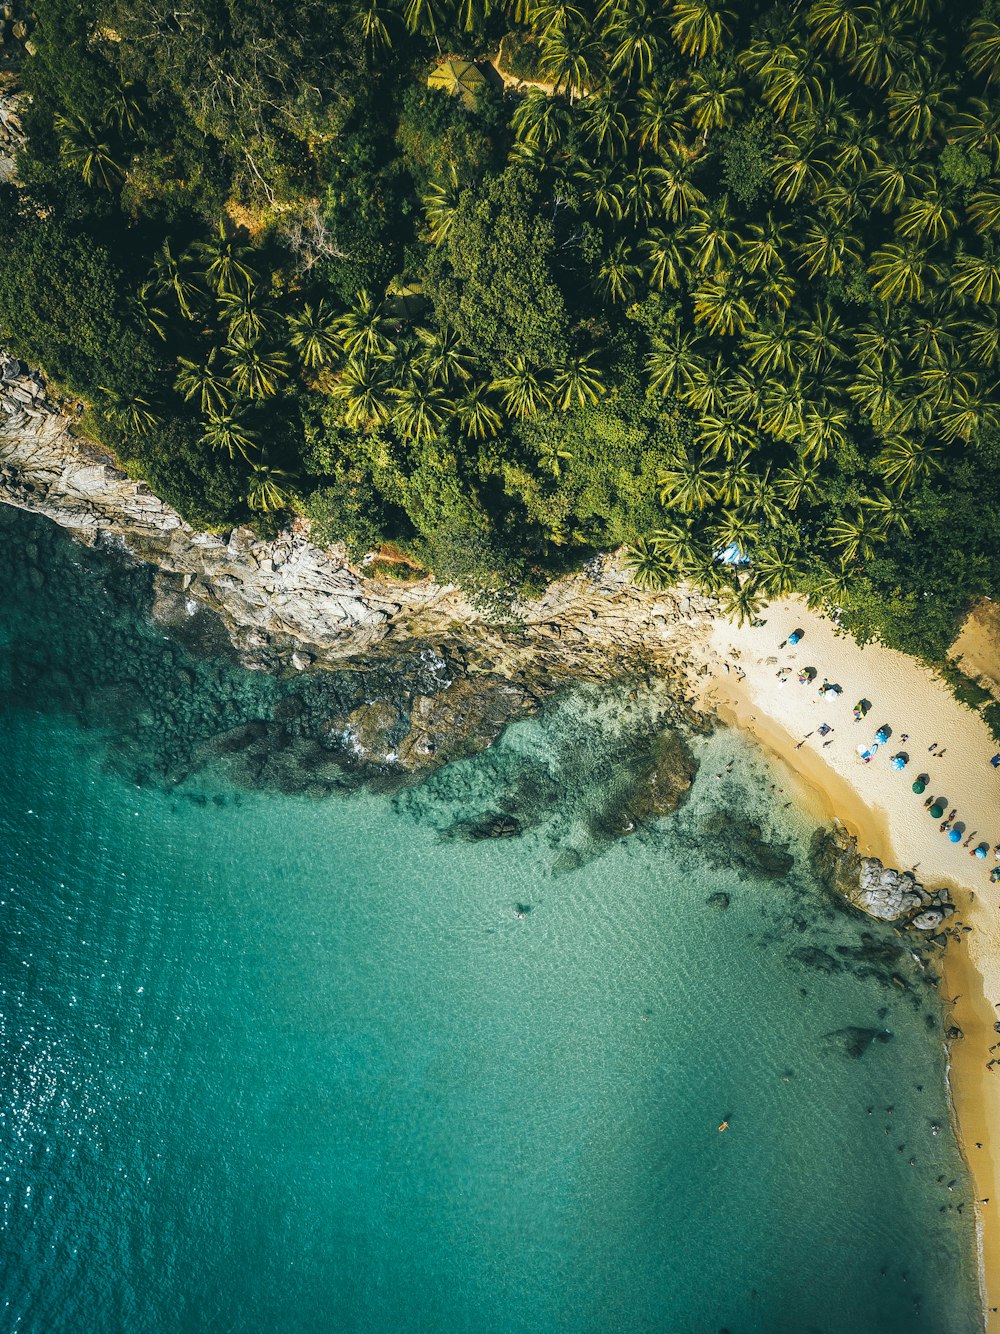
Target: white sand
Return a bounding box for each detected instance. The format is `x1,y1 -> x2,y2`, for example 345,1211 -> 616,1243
696,595 -> 1000,1326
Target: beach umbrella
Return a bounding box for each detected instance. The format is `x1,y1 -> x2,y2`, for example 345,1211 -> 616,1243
975,844 -> 989,859
912,780 -> 926,793
875,726 -> 891,744
891,755 -> 906,770
788,629 -> 804,645
948,828 -> 962,842
930,804 -> 945,818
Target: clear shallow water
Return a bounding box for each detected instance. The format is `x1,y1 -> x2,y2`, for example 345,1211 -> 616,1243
0,511 -> 983,1333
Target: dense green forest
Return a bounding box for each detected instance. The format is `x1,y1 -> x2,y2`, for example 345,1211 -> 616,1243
1,0 -> 999,657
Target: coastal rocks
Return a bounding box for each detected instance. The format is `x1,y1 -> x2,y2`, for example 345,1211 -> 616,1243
0,354 -> 718,767
809,825 -> 955,929
698,810 -> 794,880
588,728 -> 698,839
706,891 -> 730,910
823,1026 -> 893,1060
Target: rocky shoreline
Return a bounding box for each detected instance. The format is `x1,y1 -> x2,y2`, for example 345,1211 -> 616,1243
0,356 -> 959,926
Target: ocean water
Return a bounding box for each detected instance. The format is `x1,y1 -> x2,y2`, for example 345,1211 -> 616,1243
0,508 -> 983,1334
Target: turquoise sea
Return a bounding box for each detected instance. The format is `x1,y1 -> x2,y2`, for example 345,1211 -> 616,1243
0,507 -> 983,1333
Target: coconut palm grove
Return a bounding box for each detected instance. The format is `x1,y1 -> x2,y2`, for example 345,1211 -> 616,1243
2,0 -> 1000,660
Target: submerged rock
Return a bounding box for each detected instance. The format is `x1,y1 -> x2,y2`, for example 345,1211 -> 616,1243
706,891 -> 730,910
824,1026 -> 893,1059
699,810 -> 794,880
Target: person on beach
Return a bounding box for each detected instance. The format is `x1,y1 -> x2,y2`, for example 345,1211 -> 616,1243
929,742 -> 938,752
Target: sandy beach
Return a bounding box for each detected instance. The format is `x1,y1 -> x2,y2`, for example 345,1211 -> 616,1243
697,596 -> 1000,1328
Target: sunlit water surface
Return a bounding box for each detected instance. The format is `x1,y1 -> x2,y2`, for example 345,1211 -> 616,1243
0,509 -> 982,1333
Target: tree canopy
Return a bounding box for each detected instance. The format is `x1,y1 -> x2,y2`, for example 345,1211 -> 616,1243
1,0 -> 999,656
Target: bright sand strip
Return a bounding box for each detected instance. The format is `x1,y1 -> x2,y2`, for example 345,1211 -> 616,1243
695,595 -> 1000,1327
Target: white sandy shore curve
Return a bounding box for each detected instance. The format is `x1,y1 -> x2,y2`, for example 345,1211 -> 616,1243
698,595 -> 1000,1329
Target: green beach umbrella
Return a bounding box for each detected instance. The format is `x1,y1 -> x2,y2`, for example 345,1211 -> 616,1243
912,779 -> 926,794
930,803 -> 944,819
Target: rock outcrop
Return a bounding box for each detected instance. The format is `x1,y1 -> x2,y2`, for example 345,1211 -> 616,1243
0,355 -> 717,693
810,824 -> 956,929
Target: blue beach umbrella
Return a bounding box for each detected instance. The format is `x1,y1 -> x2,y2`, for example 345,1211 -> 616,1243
949,828 -> 962,843
875,726 -> 891,744
975,844 -> 989,859
891,755 -> 906,770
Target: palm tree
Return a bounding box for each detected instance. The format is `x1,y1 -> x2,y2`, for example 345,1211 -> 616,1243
864,153 -> 934,212
201,410 -> 258,461
685,196 -> 739,272
657,454 -> 720,512
948,99 -> 1000,163
645,328 -> 705,396
967,188 -> 1000,235
391,378 -> 452,442
739,215 -> 791,275
652,152 -> 707,221
681,356 -> 729,414
330,358 -> 392,429
537,439 -> 574,477
640,229 -> 685,290
151,240 -> 204,321
868,241 -> 941,303
287,301 -> 340,371
355,0 -> 395,51
771,130 -> 832,203
758,374 -> 807,439
175,348 -> 230,415
964,17 -> 1000,85
742,321 -> 799,375
719,578 -> 767,626
669,0 -> 734,59
107,81 -> 145,134
403,0 -> 444,39
195,221 -> 257,296
797,303 -> 847,370
623,538 -> 673,591
775,459 -> 823,509
754,545 -> 800,598
937,381 -> 999,443
455,382 -> 503,439
423,167 -> 462,246
335,291 -> 395,358
99,387 -> 157,435
224,338 -> 291,400
794,215 -> 862,277
806,0 -> 863,60
55,114 -> 124,190
512,89 -> 573,150
756,44 -> 824,124
685,61 -> 744,134
531,0 -> 587,36
651,519 -> 704,571
886,61 -> 955,143
218,289 -> 277,344
967,309 -> 1000,366
698,413 -> 757,461
621,164 -> 659,225
579,97 -> 630,159
540,23 -> 598,97
607,1 -> 662,82
415,326 -> 475,387
135,280 -> 170,342
246,462 -> 297,513
951,251 -> 1000,304
849,5 -> 909,87
827,510 -> 881,564
848,357 -> 907,425
635,84 -> 686,152
552,352 -> 605,409
575,163 -> 624,220
877,435 -> 943,491
895,192 -> 957,243
494,357 -> 551,419
596,239 -> 641,304
692,271 -> 753,336
715,456 -> 753,506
